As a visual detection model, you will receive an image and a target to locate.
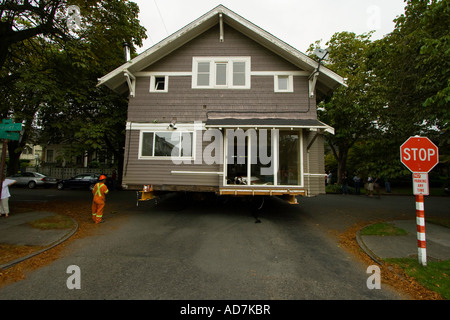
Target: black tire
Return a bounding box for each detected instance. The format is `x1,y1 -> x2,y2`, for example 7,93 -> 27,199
57,182 -> 64,190
28,181 -> 36,189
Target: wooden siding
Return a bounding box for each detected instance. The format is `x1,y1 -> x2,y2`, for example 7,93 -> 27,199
128,23 -> 317,123
122,129 -> 221,189
144,23 -> 301,72
303,132 -> 326,195
129,75 -> 313,123
123,22 -> 326,194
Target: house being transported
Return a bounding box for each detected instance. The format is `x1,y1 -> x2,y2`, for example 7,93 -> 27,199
98,5 -> 345,204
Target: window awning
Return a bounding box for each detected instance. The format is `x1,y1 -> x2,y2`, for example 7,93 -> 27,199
205,118 -> 334,134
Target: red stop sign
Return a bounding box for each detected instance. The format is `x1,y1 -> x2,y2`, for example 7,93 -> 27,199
400,137 -> 439,173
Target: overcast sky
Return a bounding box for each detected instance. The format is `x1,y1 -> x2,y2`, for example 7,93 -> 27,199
131,0 -> 407,54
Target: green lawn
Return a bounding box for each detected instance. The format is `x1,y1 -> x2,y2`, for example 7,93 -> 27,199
361,220 -> 449,300
385,258 -> 450,300
28,214 -> 74,229
360,222 -> 408,236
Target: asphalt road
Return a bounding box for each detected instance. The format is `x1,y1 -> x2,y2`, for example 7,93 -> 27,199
1,188 -> 449,301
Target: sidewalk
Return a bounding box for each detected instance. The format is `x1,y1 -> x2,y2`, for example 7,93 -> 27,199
357,220 -> 450,264
0,211 -> 78,269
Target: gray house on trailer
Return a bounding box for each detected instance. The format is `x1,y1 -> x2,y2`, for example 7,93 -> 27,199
98,5 -> 345,203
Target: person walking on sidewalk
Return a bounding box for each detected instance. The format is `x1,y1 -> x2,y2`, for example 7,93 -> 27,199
0,175 -> 16,217
92,175 -> 109,224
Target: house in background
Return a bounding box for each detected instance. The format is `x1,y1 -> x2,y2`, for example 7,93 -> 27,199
20,144 -> 43,167
42,144 -> 116,168
98,5 -> 345,202
0,143 -> 43,168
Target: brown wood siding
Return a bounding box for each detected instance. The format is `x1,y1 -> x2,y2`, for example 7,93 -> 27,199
145,24 -> 298,72
302,132 -> 326,195
129,23 -> 316,123
122,129 -> 221,188
130,76 -> 312,123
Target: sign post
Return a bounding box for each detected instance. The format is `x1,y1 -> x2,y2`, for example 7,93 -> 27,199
400,136 -> 439,266
0,119 -> 23,200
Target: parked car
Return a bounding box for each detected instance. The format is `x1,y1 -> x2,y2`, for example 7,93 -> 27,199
57,173 -> 101,191
42,176 -> 60,188
7,172 -> 57,189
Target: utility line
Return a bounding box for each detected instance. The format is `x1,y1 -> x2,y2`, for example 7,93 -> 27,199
153,0 -> 169,36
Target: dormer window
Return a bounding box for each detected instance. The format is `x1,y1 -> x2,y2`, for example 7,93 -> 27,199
192,57 -> 251,89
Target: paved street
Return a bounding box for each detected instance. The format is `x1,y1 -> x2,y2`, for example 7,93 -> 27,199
1,188 -> 449,301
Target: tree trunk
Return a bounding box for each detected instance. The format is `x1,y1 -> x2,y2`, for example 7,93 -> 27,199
328,141 -> 349,185
7,139 -> 22,175
337,149 -> 348,185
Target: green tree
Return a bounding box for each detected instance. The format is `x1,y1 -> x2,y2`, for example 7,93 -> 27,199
1,0 -> 146,177
314,1 -> 449,184
367,0 -> 449,178
309,31 -> 384,183
38,0 -> 146,179
0,0 -> 66,74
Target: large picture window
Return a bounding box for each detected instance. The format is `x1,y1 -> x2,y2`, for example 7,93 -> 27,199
225,129 -> 302,186
278,131 -> 300,185
192,57 -> 251,89
140,131 -> 193,159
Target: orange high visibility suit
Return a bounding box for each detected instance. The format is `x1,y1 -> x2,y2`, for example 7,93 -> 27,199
92,181 -> 109,223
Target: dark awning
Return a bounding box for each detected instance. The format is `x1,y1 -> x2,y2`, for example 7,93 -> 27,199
205,118 -> 334,134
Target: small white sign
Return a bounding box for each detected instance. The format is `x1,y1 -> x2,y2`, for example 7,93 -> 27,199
413,172 -> 429,195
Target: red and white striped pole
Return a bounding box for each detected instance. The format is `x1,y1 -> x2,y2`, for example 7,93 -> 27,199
415,194 -> 427,266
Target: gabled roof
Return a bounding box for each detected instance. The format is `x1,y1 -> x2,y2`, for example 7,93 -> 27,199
98,5 -> 345,99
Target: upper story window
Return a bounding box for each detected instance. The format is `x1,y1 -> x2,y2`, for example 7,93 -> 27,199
192,57 -> 251,89
274,75 -> 293,92
150,75 -> 169,92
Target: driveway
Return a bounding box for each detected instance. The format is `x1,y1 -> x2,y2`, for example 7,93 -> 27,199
2,192 -> 439,301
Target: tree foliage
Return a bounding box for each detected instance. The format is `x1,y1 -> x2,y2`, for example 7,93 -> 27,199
0,0 -> 147,176
308,31 -> 384,182
370,0 -> 449,140
368,0 -> 449,178
312,0 -> 449,183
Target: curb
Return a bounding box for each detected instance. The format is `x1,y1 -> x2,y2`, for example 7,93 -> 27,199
0,217 -> 79,270
355,228 -> 384,266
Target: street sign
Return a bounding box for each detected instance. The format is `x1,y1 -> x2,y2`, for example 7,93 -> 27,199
0,131 -> 20,141
0,119 -> 22,132
0,119 -> 23,219
0,119 -> 22,141
400,136 -> 439,173
412,172 -> 429,196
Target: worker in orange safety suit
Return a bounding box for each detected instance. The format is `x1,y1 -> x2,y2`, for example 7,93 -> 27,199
92,175 -> 109,224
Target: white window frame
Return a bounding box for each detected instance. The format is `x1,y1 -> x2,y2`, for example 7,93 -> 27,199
150,75 -> 169,93
223,128 -> 304,187
274,74 -> 294,92
192,57 -> 251,89
138,130 -> 195,160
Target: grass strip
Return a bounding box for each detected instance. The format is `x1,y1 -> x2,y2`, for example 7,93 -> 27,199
360,222 -> 408,236
28,214 -> 74,230
385,258 -> 450,300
